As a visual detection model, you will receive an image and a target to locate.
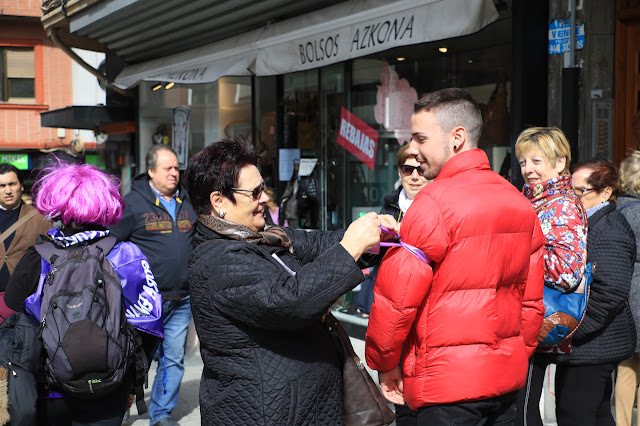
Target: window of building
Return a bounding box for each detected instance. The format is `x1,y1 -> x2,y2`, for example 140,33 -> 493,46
0,47 -> 36,103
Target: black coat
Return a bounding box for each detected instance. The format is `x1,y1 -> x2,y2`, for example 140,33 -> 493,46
189,222 -> 364,425
555,203 -> 637,365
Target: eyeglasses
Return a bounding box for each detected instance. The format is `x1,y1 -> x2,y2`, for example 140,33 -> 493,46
400,164 -> 422,176
232,182 -> 265,200
573,187 -> 600,196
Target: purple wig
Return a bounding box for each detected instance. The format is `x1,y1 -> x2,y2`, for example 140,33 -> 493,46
33,163 -> 124,227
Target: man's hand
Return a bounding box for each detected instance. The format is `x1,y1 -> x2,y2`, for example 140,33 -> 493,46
378,365 -> 405,405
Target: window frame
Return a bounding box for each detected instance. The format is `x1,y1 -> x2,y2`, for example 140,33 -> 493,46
0,39 -> 44,108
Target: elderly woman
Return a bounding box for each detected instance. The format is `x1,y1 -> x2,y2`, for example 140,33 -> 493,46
514,127 -> 588,426
4,162 -> 163,426
615,150 -> 640,426
556,158 -> 635,425
185,138 -> 388,425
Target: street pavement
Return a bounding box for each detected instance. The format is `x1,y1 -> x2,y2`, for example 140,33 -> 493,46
122,339 -> 598,426
124,350 -> 202,426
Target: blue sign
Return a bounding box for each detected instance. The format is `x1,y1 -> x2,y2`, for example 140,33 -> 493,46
548,18 -> 585,55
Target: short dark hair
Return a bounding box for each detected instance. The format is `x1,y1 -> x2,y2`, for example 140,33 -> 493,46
571,158 -> 620,201
185,137 -> 258,215
0,164 -> 21,183
145,145 -> 178,171
414,88 -> 483,147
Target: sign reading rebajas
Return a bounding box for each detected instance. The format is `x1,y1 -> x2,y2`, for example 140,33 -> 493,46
337,107 -> 378,170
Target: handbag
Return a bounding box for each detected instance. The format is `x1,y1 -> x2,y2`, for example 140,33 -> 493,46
538,262 -> 594,347
323,313 -> 395,426
533,194 -> 593,348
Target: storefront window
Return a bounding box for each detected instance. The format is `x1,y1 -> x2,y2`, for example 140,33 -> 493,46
138,77 -> 252,173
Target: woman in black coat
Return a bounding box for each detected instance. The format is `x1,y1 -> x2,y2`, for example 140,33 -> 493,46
549,158 -> 637,425
185,138 -> 393,425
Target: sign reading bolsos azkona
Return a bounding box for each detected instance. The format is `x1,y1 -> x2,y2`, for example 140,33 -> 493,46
337,107 -> 378,171
254,0 -> 498,76
115,0 -> 498,88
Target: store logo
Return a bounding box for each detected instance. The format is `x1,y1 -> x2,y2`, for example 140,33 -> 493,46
337,107 -> 378,171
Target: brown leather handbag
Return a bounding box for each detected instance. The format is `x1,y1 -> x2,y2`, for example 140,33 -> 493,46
323,313 -> 395,426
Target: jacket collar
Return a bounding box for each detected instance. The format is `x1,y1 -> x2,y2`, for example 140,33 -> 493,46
435,149 -> 491,181
587,202 -> 616,227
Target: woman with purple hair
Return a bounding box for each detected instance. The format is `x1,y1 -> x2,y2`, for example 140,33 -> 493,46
4,162 -> 163,426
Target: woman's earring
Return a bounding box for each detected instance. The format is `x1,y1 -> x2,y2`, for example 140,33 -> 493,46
219,209 -> 226,218
453,145 -> 458,150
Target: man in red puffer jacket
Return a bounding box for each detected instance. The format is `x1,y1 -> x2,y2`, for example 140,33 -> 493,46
365,88 -> 545,425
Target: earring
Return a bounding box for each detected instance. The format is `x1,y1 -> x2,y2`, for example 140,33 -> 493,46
219,209 -> 226,218
453,145 -> 458,150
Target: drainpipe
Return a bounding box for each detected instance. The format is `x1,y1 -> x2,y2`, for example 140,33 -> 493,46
562,0 -> 580,161
50,30 -> 133,98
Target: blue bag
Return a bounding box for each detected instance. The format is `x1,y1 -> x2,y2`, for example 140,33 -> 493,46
538,262 -> 594,347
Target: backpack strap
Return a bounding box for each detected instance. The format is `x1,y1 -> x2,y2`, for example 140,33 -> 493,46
130,324 -> 149,415
34,242 -> 64,266
619,201 -> 640,211
93,236 -> 117,255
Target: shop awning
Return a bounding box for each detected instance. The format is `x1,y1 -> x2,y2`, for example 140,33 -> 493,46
113,0 -> 498,88
40,106 -> 134,130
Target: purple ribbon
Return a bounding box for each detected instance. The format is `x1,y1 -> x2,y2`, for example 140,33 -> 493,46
375,225 -> 431,264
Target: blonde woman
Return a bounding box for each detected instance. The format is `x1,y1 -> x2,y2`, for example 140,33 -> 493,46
514,127 -> 588,426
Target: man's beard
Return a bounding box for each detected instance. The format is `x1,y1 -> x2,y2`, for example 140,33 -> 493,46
419,144 -> 451,180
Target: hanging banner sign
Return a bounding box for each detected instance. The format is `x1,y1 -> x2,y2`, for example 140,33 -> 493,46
172,107 -> 191,170
337,107 -> 378,170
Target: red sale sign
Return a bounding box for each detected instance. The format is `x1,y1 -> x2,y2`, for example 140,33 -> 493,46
337,107 -> 378,170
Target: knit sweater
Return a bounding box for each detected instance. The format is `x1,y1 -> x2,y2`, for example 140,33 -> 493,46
617,194 -> 640,352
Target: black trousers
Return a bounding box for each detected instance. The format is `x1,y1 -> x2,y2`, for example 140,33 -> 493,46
416,391 -> 518,425
515,354 -> 618,426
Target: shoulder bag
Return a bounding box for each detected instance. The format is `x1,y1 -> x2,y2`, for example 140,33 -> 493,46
323,313 -> 395,426
534,194 -> 593,347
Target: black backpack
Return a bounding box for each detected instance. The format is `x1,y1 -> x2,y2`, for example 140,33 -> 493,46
35,237 -> 148,412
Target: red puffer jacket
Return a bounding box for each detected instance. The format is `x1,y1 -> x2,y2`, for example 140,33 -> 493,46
365,149 -> 545,409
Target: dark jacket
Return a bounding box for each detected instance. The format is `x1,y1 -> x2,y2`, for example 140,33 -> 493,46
555,203 -> 637,365
617,194 -> 640,352
380,186 -> 403,220
0,202 -> 51,291
189,222 -> 364,425
109,174 -> 196,300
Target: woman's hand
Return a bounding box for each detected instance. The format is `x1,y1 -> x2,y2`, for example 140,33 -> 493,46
378,214 -> 400,242
340,212 -> 381,261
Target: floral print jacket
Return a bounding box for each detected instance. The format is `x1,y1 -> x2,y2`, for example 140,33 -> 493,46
523,174 -> 587,292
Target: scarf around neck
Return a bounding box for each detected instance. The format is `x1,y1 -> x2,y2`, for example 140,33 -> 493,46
198,214 -> 291,248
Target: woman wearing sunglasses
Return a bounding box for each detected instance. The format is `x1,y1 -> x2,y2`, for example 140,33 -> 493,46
514,127 -> 588,426
184,137 -> 394,425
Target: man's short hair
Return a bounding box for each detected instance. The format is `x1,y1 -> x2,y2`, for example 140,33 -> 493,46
0,164 -> 21,183
414,88 -> 483,147
145,145 -> 178,172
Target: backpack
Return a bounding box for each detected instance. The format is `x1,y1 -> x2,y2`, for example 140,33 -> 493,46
0,312 -> 42,425
34,237 -> 148,412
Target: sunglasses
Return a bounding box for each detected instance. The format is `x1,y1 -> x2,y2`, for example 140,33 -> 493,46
400,164 -> 422,176
232,182 -> 265,200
